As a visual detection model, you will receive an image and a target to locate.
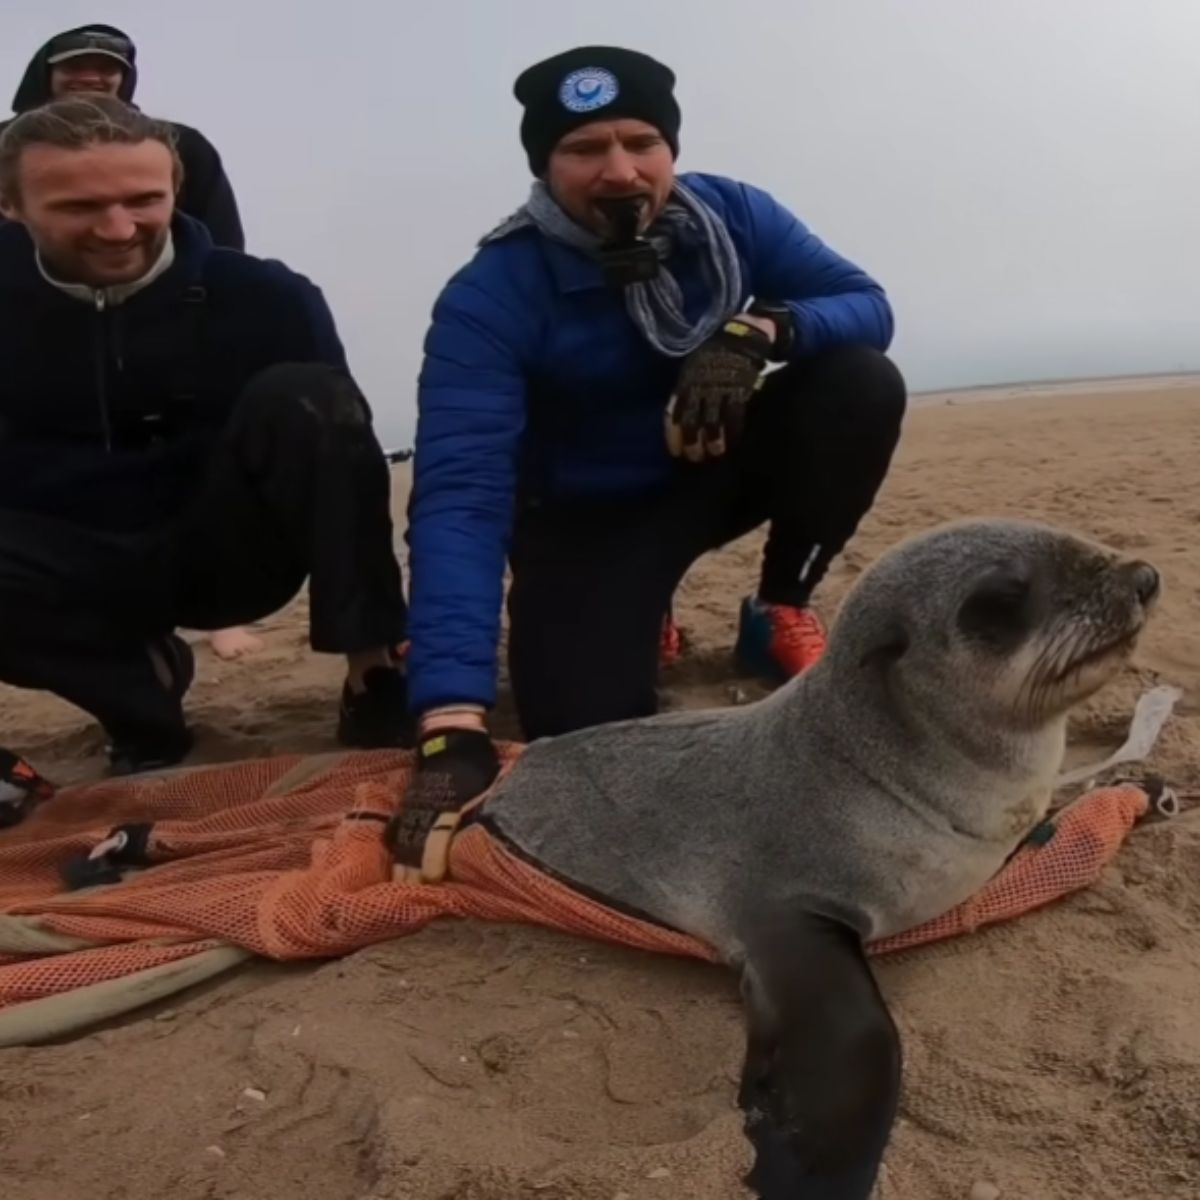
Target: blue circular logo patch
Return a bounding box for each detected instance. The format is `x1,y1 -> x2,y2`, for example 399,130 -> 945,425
558,67 -> 619,113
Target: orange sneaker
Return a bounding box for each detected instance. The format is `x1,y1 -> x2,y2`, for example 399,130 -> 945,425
658,611 -> 684,669
734,597 -> 827,680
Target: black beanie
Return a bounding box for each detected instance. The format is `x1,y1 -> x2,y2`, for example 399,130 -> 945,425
514,45 -> 681,176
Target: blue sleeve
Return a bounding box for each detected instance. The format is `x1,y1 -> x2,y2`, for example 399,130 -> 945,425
735,181 -> 894,357
405,264 -> 531,714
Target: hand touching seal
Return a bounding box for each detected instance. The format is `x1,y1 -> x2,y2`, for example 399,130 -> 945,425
665,312 -> 776,462
386,724 -> 500,881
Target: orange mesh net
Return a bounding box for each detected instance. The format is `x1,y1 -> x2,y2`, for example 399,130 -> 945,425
0,746 -> 1149,1011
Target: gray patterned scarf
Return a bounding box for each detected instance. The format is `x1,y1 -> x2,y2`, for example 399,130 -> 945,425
480,179 -> 743,357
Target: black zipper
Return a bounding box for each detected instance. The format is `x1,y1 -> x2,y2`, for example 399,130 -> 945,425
92,289 -> 114,451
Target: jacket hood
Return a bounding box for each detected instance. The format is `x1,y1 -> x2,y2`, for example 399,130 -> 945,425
11,23 -> 138,114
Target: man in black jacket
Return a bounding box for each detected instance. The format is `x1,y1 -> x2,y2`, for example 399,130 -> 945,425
2,23 -> 244,249
0,95 -> 410,774
6,26 -> 257,662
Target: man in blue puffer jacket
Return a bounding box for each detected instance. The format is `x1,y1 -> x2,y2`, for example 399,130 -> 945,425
398,46 -> 907,832
0,95 -> 411,774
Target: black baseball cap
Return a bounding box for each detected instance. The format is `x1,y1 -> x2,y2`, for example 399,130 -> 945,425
47,30 -> 134,71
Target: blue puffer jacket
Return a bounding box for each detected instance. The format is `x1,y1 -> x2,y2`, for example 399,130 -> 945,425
408,171 -> 894,713
0,214 -> 348,532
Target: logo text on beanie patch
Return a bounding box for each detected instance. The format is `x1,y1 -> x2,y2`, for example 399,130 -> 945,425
558,67 -> 619,113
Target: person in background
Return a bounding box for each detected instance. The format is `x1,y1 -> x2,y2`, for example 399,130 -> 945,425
3,23 -> 255,658
0,96 -> 411,774
2,23 -> 244,249
399,45 -> 907,827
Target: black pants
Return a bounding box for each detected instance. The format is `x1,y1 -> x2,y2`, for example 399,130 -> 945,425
507,346 -> 906,740
0,364 -> 408,739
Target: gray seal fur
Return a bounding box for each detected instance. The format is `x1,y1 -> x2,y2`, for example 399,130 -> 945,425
482,516 -> 1161,956
477,516 -> 1161,1198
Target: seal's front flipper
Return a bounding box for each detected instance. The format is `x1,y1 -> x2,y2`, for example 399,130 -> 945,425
737,912 -> 901,1200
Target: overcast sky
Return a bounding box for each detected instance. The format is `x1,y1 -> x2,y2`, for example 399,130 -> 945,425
3,1 -> 1198,445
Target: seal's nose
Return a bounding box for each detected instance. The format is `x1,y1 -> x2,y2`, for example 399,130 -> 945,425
1130,561 -> 1161,606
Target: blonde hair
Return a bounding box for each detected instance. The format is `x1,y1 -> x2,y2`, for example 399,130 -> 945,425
0,94 -> 182,206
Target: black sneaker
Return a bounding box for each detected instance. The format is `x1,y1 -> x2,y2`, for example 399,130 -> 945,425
108,725 -> 195,777
105,634 -> 196,777
337,665 -> 416,749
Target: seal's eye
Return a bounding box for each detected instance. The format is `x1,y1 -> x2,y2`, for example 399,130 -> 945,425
957,571 -> 1033,649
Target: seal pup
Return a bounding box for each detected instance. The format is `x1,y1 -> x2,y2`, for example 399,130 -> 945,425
476,517 -> 1161,1199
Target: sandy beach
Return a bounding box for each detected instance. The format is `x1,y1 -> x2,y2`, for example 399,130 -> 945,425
1,377 -> 1198,1199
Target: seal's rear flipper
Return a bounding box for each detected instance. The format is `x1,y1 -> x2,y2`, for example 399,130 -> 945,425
737,912 -> 901,1200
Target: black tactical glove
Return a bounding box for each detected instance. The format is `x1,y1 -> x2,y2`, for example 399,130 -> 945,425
666,316 -> 775,462
386,728 -> 500,878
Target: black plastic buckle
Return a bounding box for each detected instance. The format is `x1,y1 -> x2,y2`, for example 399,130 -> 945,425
594,196 -> 660,288
59,822 -> 154,891
597,241 -> 661,288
